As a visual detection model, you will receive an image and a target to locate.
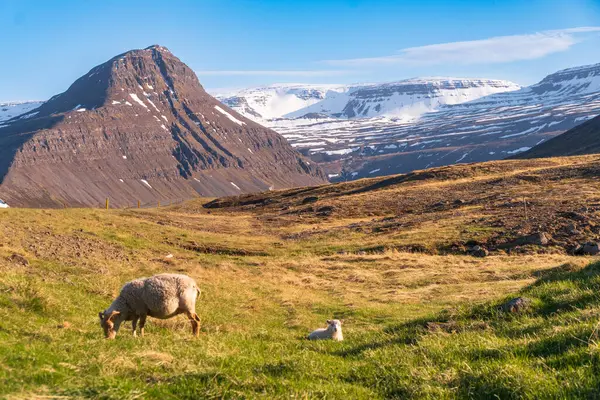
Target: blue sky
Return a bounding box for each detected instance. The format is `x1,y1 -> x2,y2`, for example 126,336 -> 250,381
1,0 -> 600,101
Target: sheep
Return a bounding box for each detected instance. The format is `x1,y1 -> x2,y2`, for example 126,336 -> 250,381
308,319 -> 343,341
98,273 -> 201,339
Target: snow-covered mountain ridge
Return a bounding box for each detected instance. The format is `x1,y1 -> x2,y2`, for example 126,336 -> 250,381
215,64 -> 600,181
216,78 -> 521,122
214,84 -> 353,121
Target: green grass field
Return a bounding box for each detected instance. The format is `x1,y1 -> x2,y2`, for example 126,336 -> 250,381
3,157 -> 600,399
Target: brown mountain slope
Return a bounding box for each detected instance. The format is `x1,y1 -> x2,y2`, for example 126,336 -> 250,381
0,45 -> 326,207
514,115 -> 600,159
197,155 -> 600,255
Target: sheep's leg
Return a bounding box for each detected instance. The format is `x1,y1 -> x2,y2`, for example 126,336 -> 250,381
186,311 -> 200,337
139,314 -> 147,337
131,316 -> 139,337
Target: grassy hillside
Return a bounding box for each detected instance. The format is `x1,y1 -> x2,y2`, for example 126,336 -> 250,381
2,155 -> 600,398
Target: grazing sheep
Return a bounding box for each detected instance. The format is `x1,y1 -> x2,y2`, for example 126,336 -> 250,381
98,273 -> 201,339
308,319 -> 343,341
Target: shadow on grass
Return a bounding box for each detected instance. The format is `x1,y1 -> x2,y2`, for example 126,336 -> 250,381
331,317 -> 428,357
253,361 -> 297,377
340,171 -> 434,197
326,261 -> 600,398
332,261 -> 600,360
152,371 -> 237,398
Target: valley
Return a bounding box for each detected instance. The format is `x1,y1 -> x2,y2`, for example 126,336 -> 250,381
4,2 -> 600,399
3,155 -> 600,398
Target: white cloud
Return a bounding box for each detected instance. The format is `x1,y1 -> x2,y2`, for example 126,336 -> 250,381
196,69 -> 352,77
325,27 -> 600,67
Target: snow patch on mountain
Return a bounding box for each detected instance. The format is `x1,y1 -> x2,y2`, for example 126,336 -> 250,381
129,93 -> 148,109
214,105 -> 246,126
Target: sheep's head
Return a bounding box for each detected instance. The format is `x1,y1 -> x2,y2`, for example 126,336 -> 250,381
99,310 -> 121,339
326,319 -> 342,332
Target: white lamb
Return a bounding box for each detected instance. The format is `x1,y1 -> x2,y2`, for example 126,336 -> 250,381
308,319 -> 343,341
98,273 -> 201,339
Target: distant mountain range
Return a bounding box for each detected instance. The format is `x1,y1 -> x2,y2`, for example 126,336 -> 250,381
0,101 -> 44,124
216,78 -> 521,122
4,58 -> 599,197
216,64 -> 600,180
0,46 -> 325,207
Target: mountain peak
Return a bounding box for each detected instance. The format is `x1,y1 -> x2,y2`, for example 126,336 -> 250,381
538,62 -> 600,84
531,62 -> 600,95
8,44 -> 201,122
0,47 -> 326,207
144,44 -> 171,52
551,62 -> 600,76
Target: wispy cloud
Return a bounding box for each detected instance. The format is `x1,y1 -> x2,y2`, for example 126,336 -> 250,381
196,69 -> 353,77
325,27 -> 600,67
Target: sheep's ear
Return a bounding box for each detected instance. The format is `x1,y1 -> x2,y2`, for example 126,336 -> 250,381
326,320 -> 332,324
106,311 -> 121,321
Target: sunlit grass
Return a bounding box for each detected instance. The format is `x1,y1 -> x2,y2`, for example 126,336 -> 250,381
3,155 -> 600,397
0,203 -> 597,399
